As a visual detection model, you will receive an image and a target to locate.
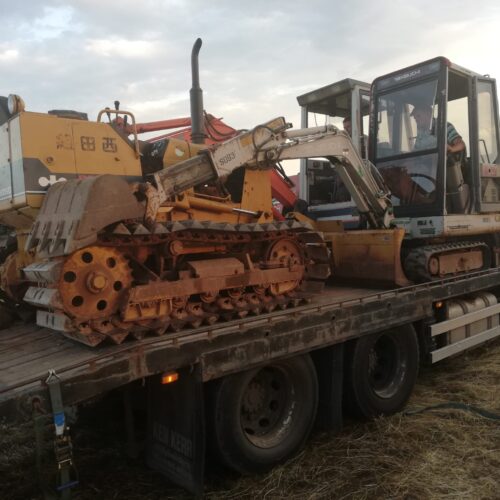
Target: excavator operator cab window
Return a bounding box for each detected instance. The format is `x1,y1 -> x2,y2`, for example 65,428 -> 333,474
374,78 -> 441,209
475,78 -> 500,211
477,82 -> 499,165
445,70 -> 472,213
372,57 -> 500,218
446,70 -> 500,213
447,71 -> 470,154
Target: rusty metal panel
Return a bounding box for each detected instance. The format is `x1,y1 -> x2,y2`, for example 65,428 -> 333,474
434,250 -> 483,275
187,258 -> 244,278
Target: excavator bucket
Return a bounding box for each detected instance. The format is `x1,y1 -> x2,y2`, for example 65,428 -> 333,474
329,228 -> 410,287
25,175 -> 145,258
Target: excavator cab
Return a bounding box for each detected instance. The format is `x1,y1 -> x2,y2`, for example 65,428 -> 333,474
370,57 -> 500,237
297,79 -> 370,226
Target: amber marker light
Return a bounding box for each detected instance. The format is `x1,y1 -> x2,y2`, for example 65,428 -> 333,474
161,372 -> 179,384
434,301 -> 443,309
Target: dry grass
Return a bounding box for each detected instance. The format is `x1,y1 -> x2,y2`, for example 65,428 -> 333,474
1,340 -> 499,500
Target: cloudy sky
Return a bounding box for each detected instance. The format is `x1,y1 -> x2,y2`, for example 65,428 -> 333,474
1,0 -> 499,171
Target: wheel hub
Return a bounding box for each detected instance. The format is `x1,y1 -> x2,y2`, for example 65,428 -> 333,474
86,272 -> 108,293
368,335 -> 404,399
240,368 -> 291,445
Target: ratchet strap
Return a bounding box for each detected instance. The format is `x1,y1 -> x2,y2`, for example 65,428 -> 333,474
45,369 -> 79,498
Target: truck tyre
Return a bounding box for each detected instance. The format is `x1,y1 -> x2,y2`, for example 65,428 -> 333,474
344,324 -> 419,419
208,354 -> 318,474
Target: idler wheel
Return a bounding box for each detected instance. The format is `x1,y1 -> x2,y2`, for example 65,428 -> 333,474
265,238 -> 304,295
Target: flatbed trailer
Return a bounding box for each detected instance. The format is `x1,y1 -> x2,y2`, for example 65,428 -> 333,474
2,269 -> 500,495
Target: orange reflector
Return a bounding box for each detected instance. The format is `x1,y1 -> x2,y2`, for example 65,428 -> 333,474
434,301 -> 443,309
161,372 -> 179,384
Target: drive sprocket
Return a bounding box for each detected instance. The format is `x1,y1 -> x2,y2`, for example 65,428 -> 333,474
59,246 -> 132,321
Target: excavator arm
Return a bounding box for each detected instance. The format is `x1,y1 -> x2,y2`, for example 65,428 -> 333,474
148,117 -> 393,229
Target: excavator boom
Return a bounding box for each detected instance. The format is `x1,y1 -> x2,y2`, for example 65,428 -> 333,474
151,118 -> 393,230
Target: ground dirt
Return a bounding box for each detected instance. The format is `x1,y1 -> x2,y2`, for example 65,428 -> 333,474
1,340 -> 499,500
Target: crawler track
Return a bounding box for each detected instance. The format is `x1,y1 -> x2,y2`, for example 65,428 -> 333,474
24,220 -> 331,346
403,240 -> 491,282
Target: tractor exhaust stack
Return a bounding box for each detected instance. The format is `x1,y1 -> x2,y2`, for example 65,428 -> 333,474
190,38 -> 205,144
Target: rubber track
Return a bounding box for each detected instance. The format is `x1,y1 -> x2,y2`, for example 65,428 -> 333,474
403,240 -> 491,283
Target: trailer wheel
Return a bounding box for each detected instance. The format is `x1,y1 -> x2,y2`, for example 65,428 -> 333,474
345,325 -> 419,419
209,354 -> 318,474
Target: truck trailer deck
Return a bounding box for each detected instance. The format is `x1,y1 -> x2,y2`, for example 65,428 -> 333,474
3,268 -> 500,421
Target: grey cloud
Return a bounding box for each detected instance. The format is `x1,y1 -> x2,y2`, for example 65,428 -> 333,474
0,0 -> 499,137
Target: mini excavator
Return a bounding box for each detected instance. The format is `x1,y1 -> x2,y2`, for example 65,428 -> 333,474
298,57 -> 500,286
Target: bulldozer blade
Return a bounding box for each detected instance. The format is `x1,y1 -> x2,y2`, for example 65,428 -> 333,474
25,175 -> 145,257
330,228 -> 411,287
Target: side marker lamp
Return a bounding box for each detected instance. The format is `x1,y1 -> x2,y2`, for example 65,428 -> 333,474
161,371 -> 179,384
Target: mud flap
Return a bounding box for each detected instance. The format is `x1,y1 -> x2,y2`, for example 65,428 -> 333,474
312,343 -> 344,433
25,175 -> 145,258
146,365 -> 205,496
329,228 -> 410,287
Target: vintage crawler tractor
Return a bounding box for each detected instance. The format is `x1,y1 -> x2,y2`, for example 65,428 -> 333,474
0,61 -> 404,348
1,98 -> 322,347
0,57 -> 334,346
